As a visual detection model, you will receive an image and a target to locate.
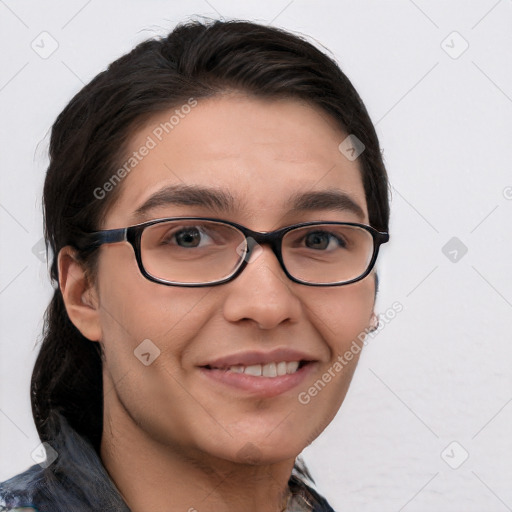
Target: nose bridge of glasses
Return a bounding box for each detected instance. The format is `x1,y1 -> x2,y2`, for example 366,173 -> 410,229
241,226 -> 285,260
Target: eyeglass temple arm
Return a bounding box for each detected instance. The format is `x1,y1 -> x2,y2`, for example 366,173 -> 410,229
75,227 -> 128,251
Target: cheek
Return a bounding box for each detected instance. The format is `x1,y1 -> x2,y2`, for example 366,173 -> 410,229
304,277 -> 374,355
293,280 -> 374,436
94,246 -> 212,363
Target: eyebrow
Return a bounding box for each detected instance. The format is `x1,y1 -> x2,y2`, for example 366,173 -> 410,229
132,184 -> 238,220
286,189 -> 365,220
132,184 -> 365,221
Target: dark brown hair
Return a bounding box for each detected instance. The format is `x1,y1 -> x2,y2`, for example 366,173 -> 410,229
33,18 -> 390,484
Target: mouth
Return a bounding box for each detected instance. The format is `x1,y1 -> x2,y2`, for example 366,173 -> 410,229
198,360 -> 316,397
201,360 -> 310,376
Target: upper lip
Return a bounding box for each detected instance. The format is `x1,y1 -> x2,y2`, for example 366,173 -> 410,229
199,348 -> 318,369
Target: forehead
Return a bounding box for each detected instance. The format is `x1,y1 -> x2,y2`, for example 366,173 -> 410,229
104,93 -> 368,228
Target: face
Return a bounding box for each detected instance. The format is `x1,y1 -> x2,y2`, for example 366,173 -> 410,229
68,92 -> 376,466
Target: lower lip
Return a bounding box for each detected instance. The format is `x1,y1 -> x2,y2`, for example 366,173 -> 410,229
198,362 -> 317,398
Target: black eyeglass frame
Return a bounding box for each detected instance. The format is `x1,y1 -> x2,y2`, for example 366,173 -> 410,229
75,217 -> 390,287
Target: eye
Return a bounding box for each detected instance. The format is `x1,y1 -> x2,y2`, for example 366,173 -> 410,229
165,227 -> 214,248
303,230 -> 346,250
175,228 -> 202,247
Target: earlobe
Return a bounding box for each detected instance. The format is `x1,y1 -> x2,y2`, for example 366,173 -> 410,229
368,312 -> 379,332
58,246 -> 102,341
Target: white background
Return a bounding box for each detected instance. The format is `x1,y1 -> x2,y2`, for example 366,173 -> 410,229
1,1 -> 511,511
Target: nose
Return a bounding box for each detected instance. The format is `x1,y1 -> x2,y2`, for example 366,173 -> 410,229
222,244 -> 303,329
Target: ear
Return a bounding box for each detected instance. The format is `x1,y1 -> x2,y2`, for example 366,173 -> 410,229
58,246 -> 102,342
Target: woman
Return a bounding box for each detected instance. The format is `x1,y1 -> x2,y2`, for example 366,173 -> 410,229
0,18 -> 390,512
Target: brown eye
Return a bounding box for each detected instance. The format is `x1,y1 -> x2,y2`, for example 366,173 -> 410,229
175,228 -> 202,247
304,231 -> 346,250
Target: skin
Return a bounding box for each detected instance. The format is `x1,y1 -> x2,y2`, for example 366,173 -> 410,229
58,92 -> 377,512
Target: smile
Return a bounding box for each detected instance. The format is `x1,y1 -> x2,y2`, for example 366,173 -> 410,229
199,361 -> 316,397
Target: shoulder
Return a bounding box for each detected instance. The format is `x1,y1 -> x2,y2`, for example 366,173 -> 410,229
0,464 -> 46,512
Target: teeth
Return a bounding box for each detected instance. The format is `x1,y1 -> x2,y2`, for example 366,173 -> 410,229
277,361 -> 288,375
215,360 -> 302,377
262,362 -> 277,377
286,361 -> 300,374
245,364 -> 263,376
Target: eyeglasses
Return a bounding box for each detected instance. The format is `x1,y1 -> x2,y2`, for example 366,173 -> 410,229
75,217 -> 389,287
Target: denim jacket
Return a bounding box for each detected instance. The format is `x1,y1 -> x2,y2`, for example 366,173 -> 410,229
0,412 -> 335,511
